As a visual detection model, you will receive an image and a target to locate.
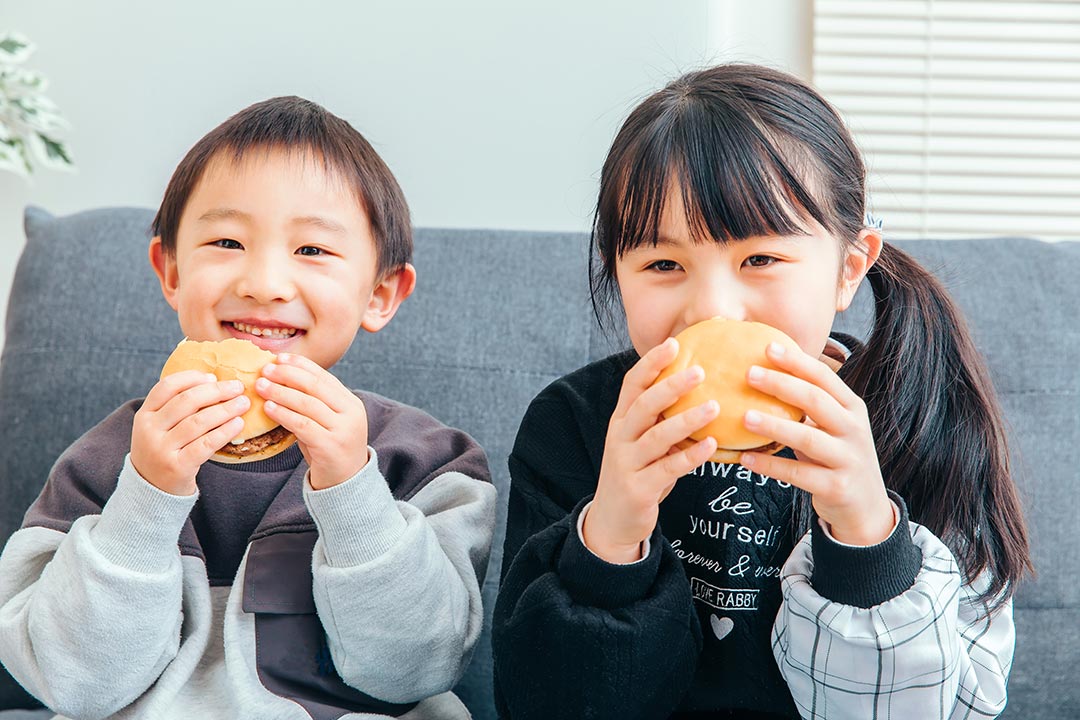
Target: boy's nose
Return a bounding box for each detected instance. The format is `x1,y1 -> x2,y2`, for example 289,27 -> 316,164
235,259 -> 296,304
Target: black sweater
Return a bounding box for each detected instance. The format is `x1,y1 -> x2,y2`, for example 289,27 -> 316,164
493,348 -> 922,719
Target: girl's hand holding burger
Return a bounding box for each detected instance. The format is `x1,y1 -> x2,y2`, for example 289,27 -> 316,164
739,341 -> 895,546
582,338 -> 721,564
585,318 -> 896,565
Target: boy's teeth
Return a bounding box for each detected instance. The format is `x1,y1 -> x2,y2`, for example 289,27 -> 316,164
231,322 -> 296,338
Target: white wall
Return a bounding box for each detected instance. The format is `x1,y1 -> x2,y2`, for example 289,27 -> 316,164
0,0 -> 809,357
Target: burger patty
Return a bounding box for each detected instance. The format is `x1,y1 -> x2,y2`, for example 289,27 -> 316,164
736,439 -> 786,455
215,425 -> 295,458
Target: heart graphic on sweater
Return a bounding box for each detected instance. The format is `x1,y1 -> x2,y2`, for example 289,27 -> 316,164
710,614 -> 734,641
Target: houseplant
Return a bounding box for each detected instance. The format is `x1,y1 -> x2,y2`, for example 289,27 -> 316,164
0,32 -> 73,176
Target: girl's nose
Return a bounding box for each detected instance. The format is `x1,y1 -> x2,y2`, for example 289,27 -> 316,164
688,280 -> 745,326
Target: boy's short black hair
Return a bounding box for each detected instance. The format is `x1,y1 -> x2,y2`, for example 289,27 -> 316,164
152,96 -> 411,278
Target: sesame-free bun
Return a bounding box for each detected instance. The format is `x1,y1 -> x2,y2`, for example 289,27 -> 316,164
654,319 -> 804,463
160,338 -> 297,463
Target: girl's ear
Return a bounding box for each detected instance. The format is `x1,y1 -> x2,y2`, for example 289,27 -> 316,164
149,237 -> 181,311
836,228 -> 883,312
360,263 -> 417,333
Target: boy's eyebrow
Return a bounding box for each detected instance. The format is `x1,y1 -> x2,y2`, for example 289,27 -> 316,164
198,207 -> 251,224
291,215 -> 347,236
196,209 -> 347,236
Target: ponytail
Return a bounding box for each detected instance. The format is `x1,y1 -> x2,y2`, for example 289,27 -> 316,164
838,243 -> 1033,606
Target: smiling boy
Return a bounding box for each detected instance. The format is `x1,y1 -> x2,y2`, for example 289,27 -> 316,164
0,97 -> 496,719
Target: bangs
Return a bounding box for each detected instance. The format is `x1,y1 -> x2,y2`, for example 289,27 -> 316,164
153,96 -> 411,276
599,91 -> 832,261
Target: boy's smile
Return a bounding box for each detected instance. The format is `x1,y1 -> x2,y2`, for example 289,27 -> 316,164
224,318 -> 302,348
227,320 -> 298,341
150,149 -> 413,369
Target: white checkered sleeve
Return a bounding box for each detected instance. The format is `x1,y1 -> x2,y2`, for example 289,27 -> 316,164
772,521 -> 1014,720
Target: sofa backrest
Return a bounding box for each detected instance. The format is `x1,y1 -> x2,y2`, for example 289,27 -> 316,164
1,206 -> 1077,718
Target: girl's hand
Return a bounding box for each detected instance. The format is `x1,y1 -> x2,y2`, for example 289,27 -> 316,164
739,342 -> 895,546
256,353 -> 369,491
583,338 -> 721,563
131,370 -> 249,496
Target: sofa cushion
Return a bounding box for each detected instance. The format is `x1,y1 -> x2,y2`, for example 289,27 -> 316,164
1,207 -> 1076,718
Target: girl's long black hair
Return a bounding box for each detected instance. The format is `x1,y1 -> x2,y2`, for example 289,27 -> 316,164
590,64 -> 1032,606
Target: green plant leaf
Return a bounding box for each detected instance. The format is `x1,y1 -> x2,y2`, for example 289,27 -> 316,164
0,137 -> 30,176
35,133 -> 73,167
0,33 -> 33,63
0,33 -> 71,176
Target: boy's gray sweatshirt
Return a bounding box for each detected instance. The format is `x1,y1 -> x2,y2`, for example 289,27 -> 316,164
0,391 -> 496,720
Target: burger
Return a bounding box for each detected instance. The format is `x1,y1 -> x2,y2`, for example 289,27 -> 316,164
653,318 -> 804,463
160,338 -> 297,463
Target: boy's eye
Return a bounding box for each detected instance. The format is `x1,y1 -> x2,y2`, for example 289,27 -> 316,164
745,255 -> 776,268
213,238 -> 243,250
296,246 -> 324,257
647,259 -> 681,272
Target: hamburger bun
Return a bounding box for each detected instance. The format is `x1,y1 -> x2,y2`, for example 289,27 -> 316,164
653,319 -> 804,463
160,338 -> 297,463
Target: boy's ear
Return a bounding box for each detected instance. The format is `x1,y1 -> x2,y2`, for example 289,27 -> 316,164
836,228 -> 883,312
149,236 -> 181,311
360,263 -> 417,333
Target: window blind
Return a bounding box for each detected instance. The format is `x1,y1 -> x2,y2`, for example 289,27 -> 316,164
813,0 -> 1080,240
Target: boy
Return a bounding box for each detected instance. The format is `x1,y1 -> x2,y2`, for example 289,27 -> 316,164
0,97 -> 495,719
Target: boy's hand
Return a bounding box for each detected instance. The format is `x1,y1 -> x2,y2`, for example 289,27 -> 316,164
584,338 -> 721,564
739,342 -> 895,546
131,370 -> 250,496
256,353 -> 369,491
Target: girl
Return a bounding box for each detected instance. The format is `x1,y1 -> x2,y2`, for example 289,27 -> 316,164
492,64 -> 1031,719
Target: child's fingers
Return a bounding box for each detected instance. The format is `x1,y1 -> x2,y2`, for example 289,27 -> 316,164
739,450 -> 828,497
143,370 -> 220,413
177,415 -> 246,467
271,352 -> 324,375
612,338 -> 680,421
620,364 -> 707,442
256,377 -> 335,434
645,436 -> 717,487
632,400 -> 719,468
168,393 -> 250,449
261,395 -> 330,442
762,342 -> 863,414
746,364 -> 852,437
155,379 -> 246,432
263,355 -> 350,413
742,410 -> 844,468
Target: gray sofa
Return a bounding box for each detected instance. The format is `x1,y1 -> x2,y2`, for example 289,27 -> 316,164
0,206 -> 1076,719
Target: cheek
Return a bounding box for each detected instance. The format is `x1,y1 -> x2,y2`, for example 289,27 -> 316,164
175,273 -> 217,308
620,286 -> 674,353
754,285 -> 832,351
311,277 -> 368,321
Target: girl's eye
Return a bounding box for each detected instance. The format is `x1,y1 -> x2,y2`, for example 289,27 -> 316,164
745,255 -> 776,268
296,246 -> 324,257
213,238 -> 243,250
647,259 -> 681,272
